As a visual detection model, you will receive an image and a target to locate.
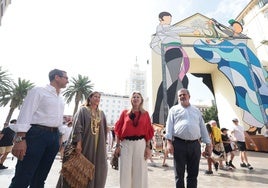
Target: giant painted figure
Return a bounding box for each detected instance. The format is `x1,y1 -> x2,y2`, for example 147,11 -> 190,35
194,19 -> 268,130
150,12 -> 268,134
150,12 -> 197,124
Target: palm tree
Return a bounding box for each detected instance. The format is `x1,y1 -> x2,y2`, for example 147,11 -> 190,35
2,78 -> 35,124
0,66 -> 13,98
63,74 -> 94,116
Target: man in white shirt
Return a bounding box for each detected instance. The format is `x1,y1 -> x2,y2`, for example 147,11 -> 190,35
230,118 -> 253,170
165,88 -> 212,188
9,69 -> 69,188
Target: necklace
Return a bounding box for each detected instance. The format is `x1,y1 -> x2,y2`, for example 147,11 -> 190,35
88,107 -> 101,135
129,110 -> 141,127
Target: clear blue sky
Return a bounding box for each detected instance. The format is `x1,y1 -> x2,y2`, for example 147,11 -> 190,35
0,0 -> 251,122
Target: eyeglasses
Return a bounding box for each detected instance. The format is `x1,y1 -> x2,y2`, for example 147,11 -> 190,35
60,76 -> 68,80
178,93 -> 187,97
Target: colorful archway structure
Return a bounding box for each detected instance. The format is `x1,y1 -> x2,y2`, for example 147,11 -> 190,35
150,13 -> 268,134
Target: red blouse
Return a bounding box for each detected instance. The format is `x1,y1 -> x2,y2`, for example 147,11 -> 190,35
114,110 -> 154,141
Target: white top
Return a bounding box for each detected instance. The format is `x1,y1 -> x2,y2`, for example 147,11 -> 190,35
59,125 -> 72,142
231,124 -> 245,142
10,84 -> 65,132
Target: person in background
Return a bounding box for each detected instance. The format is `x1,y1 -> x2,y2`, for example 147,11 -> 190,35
165,88 -> 211,188
0,119 -> 17,169
114,91 -> 154,188
9,69 -> 68,188
152,128 -> 163,156
221,128 -> 236,169
57,91 -> 108,188
147,140 -> 156,167
230,118 -> 253,170
106,125 -> 114,153
202,123 -> 214,174
59,121 -> 73,160
161,130 -> 169,167
204,120 -> 225,174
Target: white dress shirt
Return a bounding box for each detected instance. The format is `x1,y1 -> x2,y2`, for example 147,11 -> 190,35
10,84 -> 65,132
165,103 -> 211,144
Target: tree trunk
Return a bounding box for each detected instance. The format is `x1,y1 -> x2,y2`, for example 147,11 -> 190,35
5,107 -> 15,127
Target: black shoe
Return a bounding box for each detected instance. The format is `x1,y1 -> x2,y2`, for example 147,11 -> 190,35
240,162 -> 247,168
229,161 -> 236,169
0,165 -> 8,170
247,164 -> 253,170
205,170 -> 213,175
214,162 -> 219,171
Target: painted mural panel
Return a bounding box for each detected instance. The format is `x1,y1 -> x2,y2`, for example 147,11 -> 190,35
150,12 -> 196,125
150,12 -> 268,131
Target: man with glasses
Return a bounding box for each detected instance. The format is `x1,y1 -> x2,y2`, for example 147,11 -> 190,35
9,69 -> 69,188
165,88 -> 211,188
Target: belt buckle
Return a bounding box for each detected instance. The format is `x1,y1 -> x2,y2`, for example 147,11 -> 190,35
50,127 -> 57,132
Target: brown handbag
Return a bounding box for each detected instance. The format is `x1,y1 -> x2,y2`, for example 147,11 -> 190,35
61,144 -> 95,188
110,151 -> 119,170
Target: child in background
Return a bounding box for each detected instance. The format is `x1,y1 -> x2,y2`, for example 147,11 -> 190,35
221,128 -> 236,169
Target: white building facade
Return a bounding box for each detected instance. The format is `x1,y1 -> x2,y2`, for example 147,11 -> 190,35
99,61 -> 149,125
99,93 -> 130,125
125,62 -> 149,111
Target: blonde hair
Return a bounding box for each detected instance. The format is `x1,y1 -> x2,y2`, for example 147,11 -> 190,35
127,91 -> 146,114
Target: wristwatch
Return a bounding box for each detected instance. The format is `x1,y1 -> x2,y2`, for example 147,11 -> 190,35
14,136 -> 26,143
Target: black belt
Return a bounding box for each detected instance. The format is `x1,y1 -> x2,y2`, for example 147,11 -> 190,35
174,137 -> 198,143
124,135 -> 145,141
31,124 -> 58,132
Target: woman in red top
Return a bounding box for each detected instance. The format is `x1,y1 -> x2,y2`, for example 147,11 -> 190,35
114,91 -> 154,188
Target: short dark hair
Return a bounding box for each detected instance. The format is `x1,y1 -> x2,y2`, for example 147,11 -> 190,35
48,69 -> 66,82
178,88 -> 190,96
10,119 -> 17,124
205,123 -> 212,134
159,12 -> 172,21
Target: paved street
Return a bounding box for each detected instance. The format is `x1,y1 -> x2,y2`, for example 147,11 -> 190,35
1,151 -> 268,187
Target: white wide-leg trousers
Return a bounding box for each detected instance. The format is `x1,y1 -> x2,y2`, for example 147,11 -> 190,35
119,139 -> 148,188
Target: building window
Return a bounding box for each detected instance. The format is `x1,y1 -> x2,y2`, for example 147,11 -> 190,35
240,19 -> 245,26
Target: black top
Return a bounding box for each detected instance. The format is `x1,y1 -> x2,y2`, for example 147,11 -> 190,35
221,134 -> 230,147
0,127 -> 15,147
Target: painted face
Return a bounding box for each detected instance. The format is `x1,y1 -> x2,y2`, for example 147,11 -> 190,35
178,90 -> 190,107
161,15 -> 172,25
232,22 -> 243,35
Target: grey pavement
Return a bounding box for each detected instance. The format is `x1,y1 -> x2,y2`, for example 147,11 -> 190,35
0,151 -> 268,188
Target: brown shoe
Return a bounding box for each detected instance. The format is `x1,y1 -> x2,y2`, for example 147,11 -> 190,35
162,163 -> 168,167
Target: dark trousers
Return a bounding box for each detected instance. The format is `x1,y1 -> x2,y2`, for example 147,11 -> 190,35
173,139 -> 201,188
9,126 -> 60,188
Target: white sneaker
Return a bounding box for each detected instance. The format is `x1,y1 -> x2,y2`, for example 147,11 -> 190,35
149,162 -> 157,167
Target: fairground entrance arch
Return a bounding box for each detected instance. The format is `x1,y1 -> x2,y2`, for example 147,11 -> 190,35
150,13 -> 268,133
